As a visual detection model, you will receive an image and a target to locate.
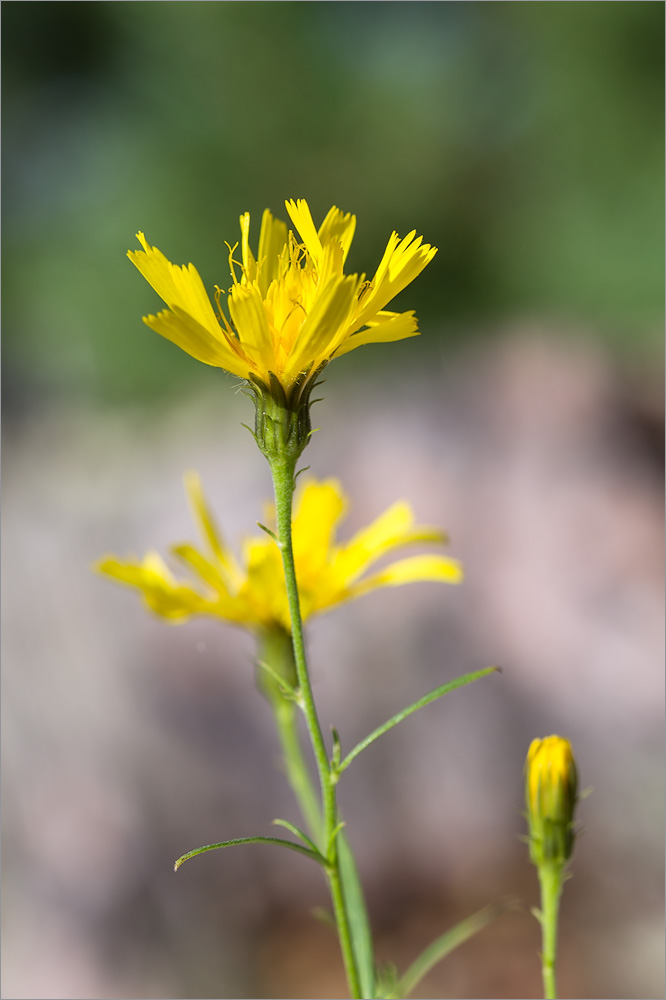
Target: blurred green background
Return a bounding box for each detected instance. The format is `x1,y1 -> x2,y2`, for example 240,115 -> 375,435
2,0 -> 663,413
2,4 -> 664,1000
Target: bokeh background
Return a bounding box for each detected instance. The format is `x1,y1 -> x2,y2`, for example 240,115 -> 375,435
2,3 -> 664,999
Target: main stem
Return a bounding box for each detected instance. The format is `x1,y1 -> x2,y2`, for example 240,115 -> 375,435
269,454 -> 362,1000
538,861 -> 564,1000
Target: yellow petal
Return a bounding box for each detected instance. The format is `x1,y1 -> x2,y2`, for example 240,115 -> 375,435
170,544 -> 229,594
257,209 -> 289,295
284,274 -> 359,380
183,472 -> 242,587
333,310 -> 419,358
332,501 -> 448,585
285,198 -> 323,269
348,554 -> 463,599
292,480 -> 347,578
129,233 -> 220,336
317,206 -> 356,264
353,231 -> 437,328
227,282 -> 276,374
130,233 -> 249,376
95,553 -> 207,621
239,212 -> 257,282
240,538 -> 289,627
143,308 -> 250,376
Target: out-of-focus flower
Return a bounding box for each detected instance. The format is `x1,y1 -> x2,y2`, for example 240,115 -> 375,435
525,735 -> 578,865
128,199 -> 436,395
96,475 -> 462,631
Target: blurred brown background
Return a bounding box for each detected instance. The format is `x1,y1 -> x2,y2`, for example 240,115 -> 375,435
2,3 -> 664,999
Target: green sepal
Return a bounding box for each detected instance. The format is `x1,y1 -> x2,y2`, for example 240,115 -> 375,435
245,365 -> 324,467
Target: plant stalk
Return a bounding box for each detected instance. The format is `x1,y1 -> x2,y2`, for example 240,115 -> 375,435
538,861 -> 564,1000
269,453 -> 362,999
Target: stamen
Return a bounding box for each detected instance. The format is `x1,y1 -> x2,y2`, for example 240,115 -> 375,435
225,241 -> 243,285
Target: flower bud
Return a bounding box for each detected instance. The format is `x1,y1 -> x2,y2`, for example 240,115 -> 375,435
525,735 -> 578,866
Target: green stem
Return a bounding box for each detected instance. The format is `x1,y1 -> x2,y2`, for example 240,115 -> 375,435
538,862 -> 564,1000
269,454 -> 362,1000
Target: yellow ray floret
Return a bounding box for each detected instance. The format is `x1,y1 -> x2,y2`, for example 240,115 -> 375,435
128,200 -> 436,391
96,476 -> 462,632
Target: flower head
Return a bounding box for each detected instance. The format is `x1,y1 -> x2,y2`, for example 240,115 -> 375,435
96,475 -> 462,632
128,200 -> 436,396
525,735 -> 578,865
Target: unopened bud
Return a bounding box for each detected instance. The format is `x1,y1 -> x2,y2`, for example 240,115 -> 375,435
525,735 -> 578,866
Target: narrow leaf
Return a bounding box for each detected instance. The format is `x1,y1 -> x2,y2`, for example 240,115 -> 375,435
256,659 -> 298,700
338,668 -> 499,773
257,522 -> 279,543
311,906 -> 336,929
272,819 -> 327,862
326,820 -> 346,857
338,832 -> 376,1000
400,898 -> 516,997
174,836 -> 327,871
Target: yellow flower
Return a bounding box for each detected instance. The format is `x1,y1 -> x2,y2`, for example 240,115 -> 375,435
128,199 -> 436,394
525,736 -> 578,865
96,475 -> 462,631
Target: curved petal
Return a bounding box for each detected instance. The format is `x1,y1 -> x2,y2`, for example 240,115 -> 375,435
240,538 -> 289,627
347,554 -> 463,600
284,274 -> 359,380
239,212 -> 257,282
332,502 -> 447,585
334,310 -> 419,359
183,472 -> 243,587
318,206 -> 356,264
129,233 -> 220,335
257,209 -> 289,295
129,234 -> 250,376
143,308 -> 250,376
285,198 -> 323,269
292,480 -> 347,578
353,232 -> 437,328
95,552 -> 210,621
227,282 -> 276,373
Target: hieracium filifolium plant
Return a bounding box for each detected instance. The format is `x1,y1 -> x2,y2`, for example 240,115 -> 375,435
98,200 -> 580,999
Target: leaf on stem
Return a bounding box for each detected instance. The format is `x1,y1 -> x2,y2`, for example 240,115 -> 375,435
338,832 -> 377,1000
174,836 -> 328,872
337,667 -> 500,774
399,898 -> 518,998
256,521 -> 279,543
311,906 -> 336,929
256,659 -> 299,700
331,727 -> 342,770
326,820 -> 346,857
272,818 -> 327,861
